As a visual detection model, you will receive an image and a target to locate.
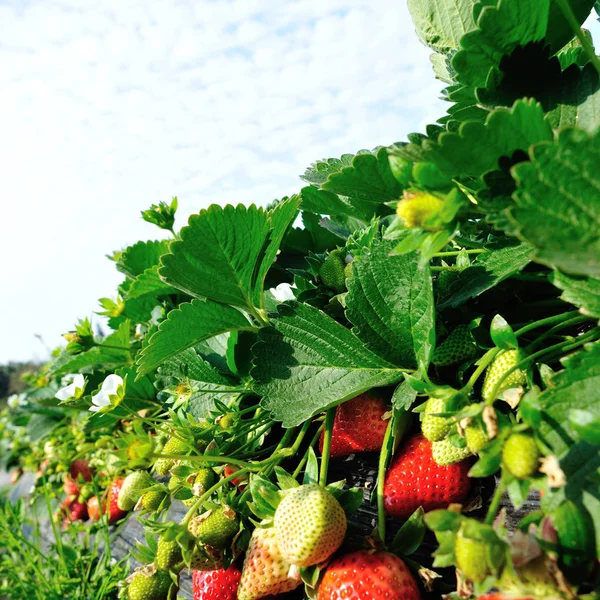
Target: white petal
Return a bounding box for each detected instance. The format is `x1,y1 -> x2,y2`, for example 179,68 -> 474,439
101,374 -> 123,395
55,382 -> 77,401
73,374 -> 85,390
270,283 -> 296,302
7,394 -> 19,408
150,305 -> 164,325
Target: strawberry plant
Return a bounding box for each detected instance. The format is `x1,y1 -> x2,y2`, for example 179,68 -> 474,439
2,0 -> 600,598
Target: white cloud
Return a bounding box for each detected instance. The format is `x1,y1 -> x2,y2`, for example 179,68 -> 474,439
6,1 -> 595,362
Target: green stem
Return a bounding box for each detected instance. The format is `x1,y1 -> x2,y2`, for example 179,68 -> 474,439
376,419 -> 395,543
485,479 -> 506,525
377,410 -> 412,543
153,453 -> 258,470
514,310 -> 581,338
293,424 -> 325,479
434,249 -> 486,257
464,348 -> 500,392
319,409 -> 336,486
526,315 -> 592,352
181,467 -> 252,527
486,327 -> 600,404
556,0 -> 600,76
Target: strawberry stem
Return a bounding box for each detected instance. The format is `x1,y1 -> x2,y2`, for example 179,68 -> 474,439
463,348 -> 501,392
319,408 -> 336,486
376,409 -> 411,544
485,327 -> 600,404
292,423 -> 325,479
484,479 -> 506,525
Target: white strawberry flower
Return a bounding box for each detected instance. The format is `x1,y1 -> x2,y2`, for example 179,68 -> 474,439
55,374 -> 86,402
90,374 -> 125,413
7,394 -> 20,409
270,283 -> 296,302
150,305 -> 164,325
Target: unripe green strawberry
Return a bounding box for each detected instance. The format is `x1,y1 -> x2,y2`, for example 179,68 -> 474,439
481,349 -> 527,403
455,532 -> 493,583
454,523 -> 505,584
238,527 -> 302,600
465,422 -> 488,454
432,437 -> 472,466
432,324 -> 478,367
118,471 -> 154,511
319,250 -> 346,294
174,467 -> 217,508
396,191 -> 445,231
154,436 -> 190,476
421,397 -> 451,442
502,433 -> 540,479
219,413 -> 237,430
155,537 -> 183,571
273,483 -> 346,567
127,565 -> 177,600
139,489 -> 167,512
188,506 -> 239,550
188,544 -> 223,571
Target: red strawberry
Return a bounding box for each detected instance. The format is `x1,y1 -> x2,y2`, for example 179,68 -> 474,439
63,476 -> 79,496
70,459 -> 93,483
193,565 -> 241,600
319,393 -> 388,458
10,468 -> 23,484
384,434 -> 470,519
192,566 -> 280,600
63,499 -> 88,525
223,465 -> 248,489
87,496 -> 102,521
318,550 -> 421,600
107,478 -> 128,524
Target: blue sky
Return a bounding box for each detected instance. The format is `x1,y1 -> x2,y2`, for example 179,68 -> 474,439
0,1 -> 598,363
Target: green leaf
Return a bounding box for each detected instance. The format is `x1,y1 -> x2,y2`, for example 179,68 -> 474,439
253,302 -> 406,427
127,265 -> 178,299
490,314 -> 518,350
346,239 -> 435,369
27,411 -> 64,442
391,378 -> 419,411
116,240 -> 171,279
569,409 -> 600,445
551,271 -> 600,319
510,128 -> 600,278
50,320 -> 132,376
255,196 -> 301,302
453,0 -> 551,89
438,242 -> 533,308
407,0 -> 477,55
545,63 -> 600,134
391,507 -> 425,555
538,342 -> 600,456
303,448 -> 319,485
301,153 -> 361,186
300,186 -> 373,222
399,100 -> 553,179
136,299 -> 255,378
159,204 -> 271,310
321,148 -> 403,204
